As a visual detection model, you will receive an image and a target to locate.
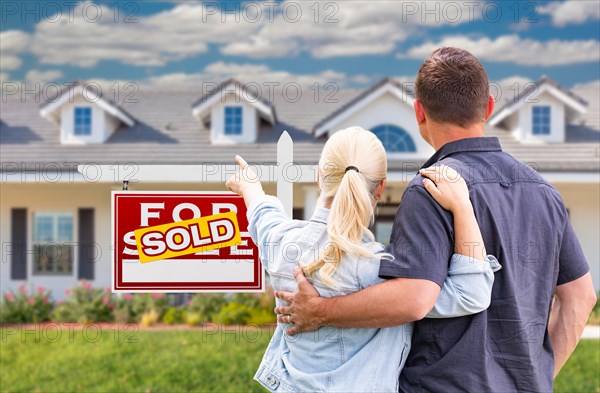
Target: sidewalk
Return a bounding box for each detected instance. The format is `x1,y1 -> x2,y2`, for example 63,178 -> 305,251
582,325 -> 600,339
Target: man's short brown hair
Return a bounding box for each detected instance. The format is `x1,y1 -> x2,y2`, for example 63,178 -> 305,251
415,47 -> 489,128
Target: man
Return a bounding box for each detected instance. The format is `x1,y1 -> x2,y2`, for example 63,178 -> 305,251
274,47 -> 597,392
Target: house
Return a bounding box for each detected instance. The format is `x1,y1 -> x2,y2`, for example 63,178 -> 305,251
1,77 -> 598,298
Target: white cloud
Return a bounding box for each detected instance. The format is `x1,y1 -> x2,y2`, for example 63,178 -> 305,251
31,1 -> 259,67
25,70 -> 65,85
204,62 -> 272,76
399,34 -> 600,66
0,30 -> 31,71
221,1 -> 483,58
572,79 -> 600,91
539,0 -> 600,27
87,62 -> 357,93
201,62 -> 348,86
17,0 -> 486,70
348,74 -> 379,85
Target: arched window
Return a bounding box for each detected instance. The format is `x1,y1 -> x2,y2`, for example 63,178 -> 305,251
371,124 -> 417,153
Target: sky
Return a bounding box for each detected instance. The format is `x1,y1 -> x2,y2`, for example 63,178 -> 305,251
1,0 -> 599,93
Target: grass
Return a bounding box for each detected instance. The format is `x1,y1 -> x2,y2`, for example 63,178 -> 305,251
555,339 -> 600,393
0,325 -> 598,393
0,325 -> 272,393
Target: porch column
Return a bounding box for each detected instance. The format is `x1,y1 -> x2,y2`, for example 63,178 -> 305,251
303,186 -> 320,220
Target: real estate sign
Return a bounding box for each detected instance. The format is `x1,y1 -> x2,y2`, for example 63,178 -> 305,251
111,191 -> 263,292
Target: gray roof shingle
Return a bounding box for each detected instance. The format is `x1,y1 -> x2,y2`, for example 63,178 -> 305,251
1,79 -> 598,172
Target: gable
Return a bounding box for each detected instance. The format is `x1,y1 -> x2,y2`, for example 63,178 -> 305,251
40,83 -> 135,127
489,79 -> 587,128
191,80 -> 276,125
313,79 -> 414,137
314,81 -> 432,158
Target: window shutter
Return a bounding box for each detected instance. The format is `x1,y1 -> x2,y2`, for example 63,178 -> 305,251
10,208 -> 27,280
78,208 -> 95,280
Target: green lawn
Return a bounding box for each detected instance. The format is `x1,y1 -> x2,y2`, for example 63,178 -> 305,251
555,339 -> 600,393
0,326 -> 598,393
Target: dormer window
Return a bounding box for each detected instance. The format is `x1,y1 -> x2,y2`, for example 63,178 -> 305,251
74,107 -> 92,136
532,106 -> 551,135
224,106 -> 243,135
488,77 -> 587,143
39,81 -> 135,145
191,79 -> 276,145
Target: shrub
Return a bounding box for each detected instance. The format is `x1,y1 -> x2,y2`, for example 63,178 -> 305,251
113,294 -> 137,323
231,293 -> 261,309
131,293 -> 169,321
228,287 -> 276,325
140,309 -> 159,327
212,302 -> 252,325
61,281 -> 115,323
51,302 -> 78,322
247,308 -> 277,326
113,293 -> 169,323
185,312 -> 202,327
0,285 -> 53,323
186,293 -> 228,323
162,307 -> 185,325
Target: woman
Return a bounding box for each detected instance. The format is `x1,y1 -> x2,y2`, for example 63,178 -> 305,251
226,126 -> 500,392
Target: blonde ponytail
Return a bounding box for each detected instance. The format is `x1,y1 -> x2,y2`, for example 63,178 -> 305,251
302,126 -> 389,286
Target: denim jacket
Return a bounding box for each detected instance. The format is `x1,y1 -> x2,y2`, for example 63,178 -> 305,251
247,195 -> 501,393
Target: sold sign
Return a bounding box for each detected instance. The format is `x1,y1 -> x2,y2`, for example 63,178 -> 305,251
112,191 -> 263,293
135,212 -> 242,263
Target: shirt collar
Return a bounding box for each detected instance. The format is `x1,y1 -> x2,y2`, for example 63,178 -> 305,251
421,137 -> 502,169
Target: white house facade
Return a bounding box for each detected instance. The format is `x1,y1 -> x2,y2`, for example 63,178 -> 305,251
1,77 -> 598,299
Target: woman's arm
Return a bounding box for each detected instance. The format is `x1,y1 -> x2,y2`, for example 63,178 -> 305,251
226,155 -> 292,270
426,254 -> 501,318
420,165 -> 500,318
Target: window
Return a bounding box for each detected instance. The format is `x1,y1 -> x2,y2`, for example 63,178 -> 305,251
532,106 -> 551,135
74,107 -> 92,136
224,106 -> 243,135
33,213 -> 73,275
371,124 -> 416,153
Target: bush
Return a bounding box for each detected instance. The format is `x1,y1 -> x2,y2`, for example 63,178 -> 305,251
131,293 -> 169,322
162,307 -> 185,325
227,288 -> 275,325
60,281 -> 115,323
185,312 -> 202,327
140,309 -> 159,327
0,285 -> 53,323
113,293 -> 169,323
247,308 -> 277,326
113,294 -> 137,323
186,293 -> 228,323
212,302 -> 252,325
51,302 -> 78,322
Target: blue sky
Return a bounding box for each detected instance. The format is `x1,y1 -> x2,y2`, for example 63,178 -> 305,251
1,0 -> 598,91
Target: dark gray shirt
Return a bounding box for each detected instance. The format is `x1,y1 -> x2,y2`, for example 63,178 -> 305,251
380,137 -> 589,393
